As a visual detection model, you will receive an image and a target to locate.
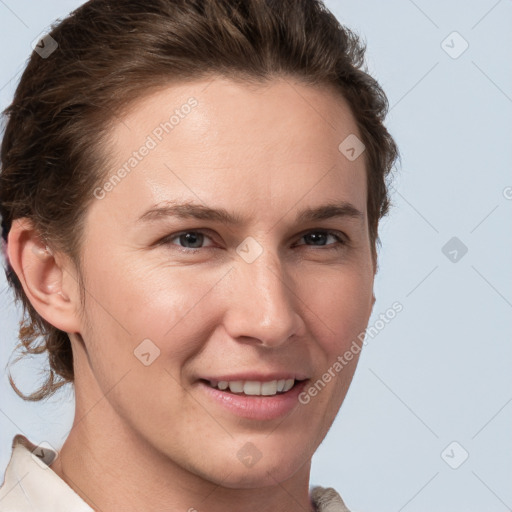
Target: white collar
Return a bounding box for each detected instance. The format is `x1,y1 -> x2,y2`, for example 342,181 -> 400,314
0,434 -> 94,511
0,434 -> 350,511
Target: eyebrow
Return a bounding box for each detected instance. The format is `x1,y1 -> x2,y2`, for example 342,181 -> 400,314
137,200 -> 364,226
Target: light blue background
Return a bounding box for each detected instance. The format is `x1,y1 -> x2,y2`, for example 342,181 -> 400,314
0,1 -> 511,511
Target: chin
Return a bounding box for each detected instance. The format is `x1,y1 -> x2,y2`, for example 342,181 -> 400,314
215,465 -> 302,489
201,443 -> 311,489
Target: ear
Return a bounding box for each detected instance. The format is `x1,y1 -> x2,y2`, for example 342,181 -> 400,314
7,218 -> 82,333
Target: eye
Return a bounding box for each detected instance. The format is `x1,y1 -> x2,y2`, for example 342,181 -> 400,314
295,230 -> 346,250
158,228 -> 347,254
161,230 -> 216,253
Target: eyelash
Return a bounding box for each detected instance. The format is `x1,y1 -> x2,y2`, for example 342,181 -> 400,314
159,229 -> 347,254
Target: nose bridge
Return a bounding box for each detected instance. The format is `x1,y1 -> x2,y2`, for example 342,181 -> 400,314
224,242 -> 302,347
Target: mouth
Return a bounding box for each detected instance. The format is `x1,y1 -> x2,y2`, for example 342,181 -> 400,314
196,376 -> 310,420
200,378 -> 306,397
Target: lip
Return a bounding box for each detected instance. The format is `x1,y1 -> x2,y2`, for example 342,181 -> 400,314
196,378 -> 309,421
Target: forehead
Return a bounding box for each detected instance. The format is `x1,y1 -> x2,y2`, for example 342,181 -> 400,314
93,76 -> 367,227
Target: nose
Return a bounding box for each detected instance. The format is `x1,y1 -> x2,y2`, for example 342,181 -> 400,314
222,250 -> 305,348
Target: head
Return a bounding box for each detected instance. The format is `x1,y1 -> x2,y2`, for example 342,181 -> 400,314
1,0 -> 397,487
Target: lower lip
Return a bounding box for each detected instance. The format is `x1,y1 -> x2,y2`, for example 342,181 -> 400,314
197,380 -> 309,421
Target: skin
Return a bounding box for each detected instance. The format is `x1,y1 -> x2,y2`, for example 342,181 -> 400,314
8,76 -> 376,512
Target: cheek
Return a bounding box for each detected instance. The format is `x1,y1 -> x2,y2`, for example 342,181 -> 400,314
297,265 -> 374,352
80,256 -> 231,365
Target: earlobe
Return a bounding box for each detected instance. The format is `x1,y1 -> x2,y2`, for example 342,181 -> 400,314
7,218 -> 81,333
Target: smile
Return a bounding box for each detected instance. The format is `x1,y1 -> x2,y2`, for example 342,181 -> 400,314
205,378 -> 297,396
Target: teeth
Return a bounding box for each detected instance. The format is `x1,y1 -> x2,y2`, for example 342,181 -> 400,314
261,381 -> 278,395
283,379 -> 295,392
207,379 -> 298,396
228,381 -> 244,393
243,381 -> 261,395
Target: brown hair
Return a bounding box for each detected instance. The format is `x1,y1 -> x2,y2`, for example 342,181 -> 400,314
0,0 -> 398,401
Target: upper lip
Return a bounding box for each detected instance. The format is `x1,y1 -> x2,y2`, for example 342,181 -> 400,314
199,372 -> 309,382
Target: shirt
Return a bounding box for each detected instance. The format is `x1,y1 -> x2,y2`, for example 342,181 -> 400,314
0,434 -> 351,511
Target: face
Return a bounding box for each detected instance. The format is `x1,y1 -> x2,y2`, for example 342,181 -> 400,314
74,76 -> 375,487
